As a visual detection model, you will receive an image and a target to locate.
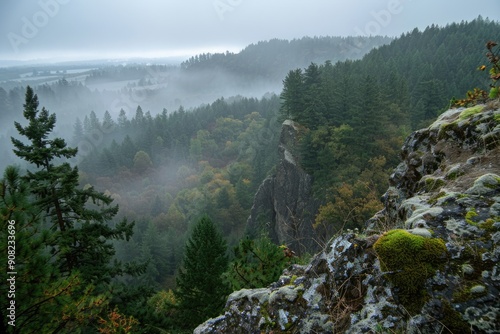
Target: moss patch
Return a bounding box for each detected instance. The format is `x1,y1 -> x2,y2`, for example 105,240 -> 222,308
440,301 -> 470,333
439,121 -> 463,140
423,177 -> 446,192
465,208 -> 479,226
480,218 -> 498,232
494,112 -> 500,122
373,229 -> 448,314
428,191 -> 447,205
459,105 -> 484,120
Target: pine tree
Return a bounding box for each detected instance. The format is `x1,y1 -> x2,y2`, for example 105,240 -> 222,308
89,110 -> 101,131
224,235 -> 292,291
10,86 -> 136,284
280,68 -> 304,121
102,110 -> 116,131
72,117 -> 84,146
117,108 -> 129,129
0,166 -> 108,333
175,215 -> 229,329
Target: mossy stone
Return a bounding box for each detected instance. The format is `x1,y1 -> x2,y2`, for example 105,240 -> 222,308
459,105 -> 484,120
373,229 -> 448,314
423,177 -> 446,192
465,208 -> 479,226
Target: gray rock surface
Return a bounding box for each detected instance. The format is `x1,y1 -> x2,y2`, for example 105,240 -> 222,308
196,105 -> 500,333
246,120 -> 321,255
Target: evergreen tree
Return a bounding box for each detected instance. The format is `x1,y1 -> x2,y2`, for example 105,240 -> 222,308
10,86 -> 136,284
224,235 -> 292,291
89,110 -> 101,131
0,166 -> 108,332
134,105 -> 145,127
175,215 -> 229,329
280,68 -> 304,121
102,110 -> 116,131
72,117 -> 84,146
83,114 -> 91,136
117,108 -> 129,129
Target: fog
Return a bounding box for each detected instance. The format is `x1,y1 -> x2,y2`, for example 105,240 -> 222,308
0,61 -> 280,172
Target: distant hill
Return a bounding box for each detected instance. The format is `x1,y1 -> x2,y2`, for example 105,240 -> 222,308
181,36 -> 393,82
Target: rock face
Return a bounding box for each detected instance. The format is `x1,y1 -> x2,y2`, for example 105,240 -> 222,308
195,105 -> 500,334
246,119 -> 321,255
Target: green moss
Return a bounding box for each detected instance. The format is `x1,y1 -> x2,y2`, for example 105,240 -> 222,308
258,301 -> 275,330
440,301 -> 470,333
461,263 -> 475,276
374,323 -> 406,334
373,229 -> 448,314
494,113 -> 500,122
469,284 -> 487,295
446,169 -> 465,180
423,177 -> 446,192
456,245 -> 493,280
480,218 -> 498,232
453,284 -> 473,303
459,105 -> 484,120
465,209 -> 479,226
438,121 -> 461,140
452,280 -> 487,303
428,191 -> 447,205
483,176 -> 500,189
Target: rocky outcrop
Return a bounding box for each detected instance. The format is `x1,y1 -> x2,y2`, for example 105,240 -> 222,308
246,120 -> 320,255
195,104 -> 500,333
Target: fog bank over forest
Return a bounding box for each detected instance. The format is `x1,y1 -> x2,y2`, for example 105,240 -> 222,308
0,35 -> 391,171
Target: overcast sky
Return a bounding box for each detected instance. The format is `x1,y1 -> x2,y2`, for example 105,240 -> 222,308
1,0 -> 499,62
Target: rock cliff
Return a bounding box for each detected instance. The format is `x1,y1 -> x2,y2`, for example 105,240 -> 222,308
195,104 -> 500,334
246,119 -> 321,255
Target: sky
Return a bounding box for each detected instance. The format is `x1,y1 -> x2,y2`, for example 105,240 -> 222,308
1,0 -> 500,63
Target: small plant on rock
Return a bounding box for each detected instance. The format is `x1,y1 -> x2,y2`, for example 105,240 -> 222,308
452,40 -> 500,107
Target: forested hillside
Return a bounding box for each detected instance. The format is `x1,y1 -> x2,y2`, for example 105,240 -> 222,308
77,95 -> 282,288
181,36 -> 392,81
279,18 -> 499,238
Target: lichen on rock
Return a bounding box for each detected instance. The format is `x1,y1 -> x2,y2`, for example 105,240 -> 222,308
195,106 -> 500,334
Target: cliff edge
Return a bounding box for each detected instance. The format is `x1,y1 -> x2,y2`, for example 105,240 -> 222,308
196,104 -> 500,333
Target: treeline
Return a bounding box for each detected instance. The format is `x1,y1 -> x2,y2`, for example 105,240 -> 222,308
181,36 -> 393,81
280,17 -> 499,236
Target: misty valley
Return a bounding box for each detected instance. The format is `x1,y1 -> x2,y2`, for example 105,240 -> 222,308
1,18 -> 500,333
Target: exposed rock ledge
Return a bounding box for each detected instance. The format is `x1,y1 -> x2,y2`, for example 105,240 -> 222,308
196,105 -> 500,333
246,119 -> 321,255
